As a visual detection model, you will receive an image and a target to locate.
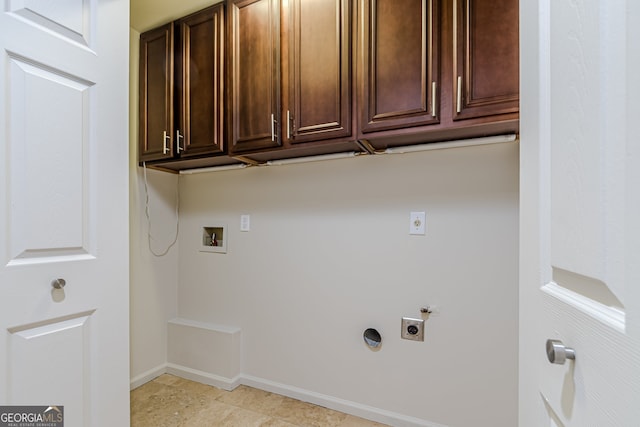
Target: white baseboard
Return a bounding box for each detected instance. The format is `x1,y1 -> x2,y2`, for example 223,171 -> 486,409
240,374 -> 447,427
130,364 -> 167,390
166,363 -> 241,391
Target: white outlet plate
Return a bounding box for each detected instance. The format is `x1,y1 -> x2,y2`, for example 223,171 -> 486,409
240,214 -> 250,232
409,211 -> 426,235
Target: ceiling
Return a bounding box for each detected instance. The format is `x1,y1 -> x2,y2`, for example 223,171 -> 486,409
131,0 -> 223,33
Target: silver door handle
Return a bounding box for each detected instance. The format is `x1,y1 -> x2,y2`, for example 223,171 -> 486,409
51,278 -> 66,289
546,339 -> 575,364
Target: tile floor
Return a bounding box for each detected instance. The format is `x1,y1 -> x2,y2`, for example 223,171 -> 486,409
131,374 -> 389,427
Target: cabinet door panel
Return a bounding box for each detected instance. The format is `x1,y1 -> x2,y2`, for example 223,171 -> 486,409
139,23 -> 174,162
453,0 -> 518,120
177,4 -> 225,157
359,0 -> 439,134
287,0 -> 351,143
230,0 -> 281,153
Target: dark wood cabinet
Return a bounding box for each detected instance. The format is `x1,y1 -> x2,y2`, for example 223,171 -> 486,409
139,23 -> 174,163
453,0 -> 519,120
228,0 -> 281,153
357,0 -> 519,149
359,0 -> 440,134
283,0 -> 353,144
139,4 -> 226,167
176,5 -> 226,157
140,0 -> 519,171
229,0 -> 356,158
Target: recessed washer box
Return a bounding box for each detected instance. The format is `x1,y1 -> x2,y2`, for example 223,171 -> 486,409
201,224 -> 227,253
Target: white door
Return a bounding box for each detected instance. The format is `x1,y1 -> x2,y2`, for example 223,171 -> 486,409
0,0 -> 130,426
520,0 -> 640,426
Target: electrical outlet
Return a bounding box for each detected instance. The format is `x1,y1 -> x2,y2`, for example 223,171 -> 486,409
401,317 -> 425,341
409,211 -> 426,235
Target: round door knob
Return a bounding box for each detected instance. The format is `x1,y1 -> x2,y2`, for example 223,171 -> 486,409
546,339 -> 575,364
51,278 -> 66,289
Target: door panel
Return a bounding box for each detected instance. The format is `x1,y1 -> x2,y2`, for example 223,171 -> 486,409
520,0 -> 640,426
0,0 -> 130,424
8,312 -> 94,426
7,0 -> 92,47
6,55 -> 94,264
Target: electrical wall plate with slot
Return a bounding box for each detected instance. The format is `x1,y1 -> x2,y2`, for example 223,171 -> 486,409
401,317 -> 425,341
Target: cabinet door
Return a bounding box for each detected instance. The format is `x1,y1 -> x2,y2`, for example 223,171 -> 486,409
359,0 -> 439,134
176,4 -> 225,157
285,0 -> 352,144
229,0 -> 281,153
453,0 -> 518,120
139,23 -> 174,162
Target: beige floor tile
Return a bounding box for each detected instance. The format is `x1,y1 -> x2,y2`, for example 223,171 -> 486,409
259,418 -> 299,427
131,380 -> 166,404
338,415 -> 389,427
268,396 -> 348,427
132,381 -> 211,426
153,374 -> 183,386
131,376 -> 389,427
171,377 -> 227,401
179,400 -> 237,427
211,406 -> 273,426
216,385 -> 286,415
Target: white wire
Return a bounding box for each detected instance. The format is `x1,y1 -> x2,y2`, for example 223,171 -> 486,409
142,161 -> 179,257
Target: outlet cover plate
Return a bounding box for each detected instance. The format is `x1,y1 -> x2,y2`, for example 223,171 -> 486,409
401,317 -> 425,341
409,212 -> 426,235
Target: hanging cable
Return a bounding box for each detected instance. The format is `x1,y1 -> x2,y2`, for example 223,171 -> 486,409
142,161 -> 179,257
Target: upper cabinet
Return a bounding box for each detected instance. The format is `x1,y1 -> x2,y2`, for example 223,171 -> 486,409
139,0 -> 519,170
357,0 -> 519,149
283,0 -> 353,144
228,0 -> 357,159
139,3 -> 227,168
453,0 -> 519,121
176,5 -> 226,157
359,0 -> 440,134
139,23 -> 174,163
228,0 -> 281,153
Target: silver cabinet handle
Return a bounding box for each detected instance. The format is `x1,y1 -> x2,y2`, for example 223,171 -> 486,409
546,339 -> 576,364
456,76 -> 462,113
271,113 -> 276,142
163,131 -> 170,154
176,130 -> 184,152
286,110 -> 291,140
51,278 -> 66,289
431,81 -> 437,117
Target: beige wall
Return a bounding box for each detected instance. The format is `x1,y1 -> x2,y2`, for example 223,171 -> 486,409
129,28 -> 179,385
176,142 -> 519,426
